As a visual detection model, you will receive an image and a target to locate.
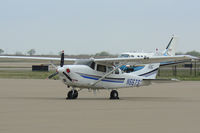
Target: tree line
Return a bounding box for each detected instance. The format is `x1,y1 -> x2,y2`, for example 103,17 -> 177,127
0,49 -> 114,57
176,51 -> 200,57
0,49 -> 36,56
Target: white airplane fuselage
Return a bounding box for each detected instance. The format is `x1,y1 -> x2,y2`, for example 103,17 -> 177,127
58,65 -> 147,90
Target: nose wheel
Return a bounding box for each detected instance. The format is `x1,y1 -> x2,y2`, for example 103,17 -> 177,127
110,90 -> 119,99
67,89 -> 78,99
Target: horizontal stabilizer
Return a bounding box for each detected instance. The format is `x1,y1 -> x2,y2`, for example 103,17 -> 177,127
142,78 -> 179,86
144,78 -> 179,83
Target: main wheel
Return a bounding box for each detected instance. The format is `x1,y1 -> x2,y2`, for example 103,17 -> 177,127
73,90 -> 78,99
110,90 -> 119,99
67,90 -> 78,99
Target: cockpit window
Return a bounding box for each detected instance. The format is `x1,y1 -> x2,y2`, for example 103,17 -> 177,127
119,54 -> 130,58
90,62 -> 95,69
74,59 -> 92,65
74,59 -> 95,69
97,64 -> 106,72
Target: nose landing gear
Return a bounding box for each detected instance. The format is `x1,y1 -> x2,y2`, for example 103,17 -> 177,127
67,89 -> 78,99
110,90 -> 119,99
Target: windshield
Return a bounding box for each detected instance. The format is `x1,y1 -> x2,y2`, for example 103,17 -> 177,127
74,59 -> 93,65
118,54 -> 130,58
74,59 -> 95,69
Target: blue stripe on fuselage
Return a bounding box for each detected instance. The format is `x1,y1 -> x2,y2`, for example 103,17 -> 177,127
80,75 -> 124,83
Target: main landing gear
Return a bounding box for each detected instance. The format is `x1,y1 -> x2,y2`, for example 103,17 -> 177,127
66,89 -> 119,100
110,90 -> 119,99
67,89 -> 78,99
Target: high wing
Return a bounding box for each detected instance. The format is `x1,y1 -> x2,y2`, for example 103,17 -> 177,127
0,55 -> 76,64
94,55 -> 198,66
0,55 -> 198,66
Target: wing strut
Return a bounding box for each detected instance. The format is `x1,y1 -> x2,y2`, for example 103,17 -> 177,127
91,63 -> 126,86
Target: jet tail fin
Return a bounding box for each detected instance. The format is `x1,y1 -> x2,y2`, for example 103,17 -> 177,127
162,35 -> 177,56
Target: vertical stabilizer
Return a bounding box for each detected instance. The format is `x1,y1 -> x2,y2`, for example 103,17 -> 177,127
130,63 -> 160,79
162,35 -> 177,56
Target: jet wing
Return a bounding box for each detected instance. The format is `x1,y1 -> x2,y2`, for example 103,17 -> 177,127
0,56 -> 76,64
94,55 -> 198,65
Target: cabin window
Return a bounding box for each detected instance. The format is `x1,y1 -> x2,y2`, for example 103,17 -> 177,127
131,55 -> 134,57
119,54 -> 130,58
137,55 -> 140,57
97,64 -> 106,72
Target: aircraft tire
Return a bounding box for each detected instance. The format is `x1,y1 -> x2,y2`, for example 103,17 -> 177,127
110,90 -> 119,99
73,90 -> 78,99
67,90 -> 78,99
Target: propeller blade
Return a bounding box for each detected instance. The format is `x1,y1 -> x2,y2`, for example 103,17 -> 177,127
63,72 -> 72,81
48,72 -> 59,79
60,50 -> 64,67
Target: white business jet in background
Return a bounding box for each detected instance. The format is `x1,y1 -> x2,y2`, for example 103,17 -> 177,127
118,36 -> 186,74
119,35 -> 177,58
0,51 -> 197,99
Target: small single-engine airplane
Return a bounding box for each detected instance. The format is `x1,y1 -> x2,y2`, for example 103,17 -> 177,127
0,52 -> 198,99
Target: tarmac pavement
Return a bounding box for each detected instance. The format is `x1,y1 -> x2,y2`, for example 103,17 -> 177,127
0,79 -> 200,133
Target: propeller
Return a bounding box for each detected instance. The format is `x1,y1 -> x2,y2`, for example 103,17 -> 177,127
62,72 -> 72,81
48,50 -> 65,79
60,50 -> 64,67
48,72 -> 59,79
48,50 -> 73,81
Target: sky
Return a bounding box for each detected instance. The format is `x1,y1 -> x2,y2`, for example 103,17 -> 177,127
0,0 -> 200,55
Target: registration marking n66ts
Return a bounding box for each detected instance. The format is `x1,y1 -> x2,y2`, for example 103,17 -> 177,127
126,79 -> 141,86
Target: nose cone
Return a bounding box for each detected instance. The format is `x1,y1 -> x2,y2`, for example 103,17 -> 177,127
57,67 -> 65,73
